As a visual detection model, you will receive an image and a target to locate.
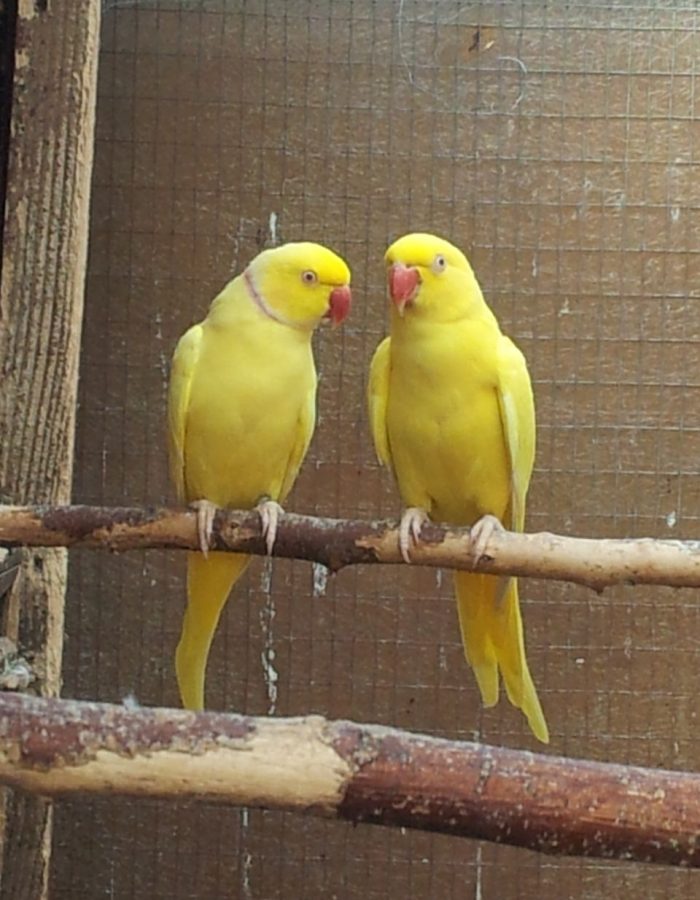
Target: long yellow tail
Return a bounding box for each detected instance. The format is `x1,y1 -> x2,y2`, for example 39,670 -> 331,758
454,571 -> 549,743
176,550 -> 250,710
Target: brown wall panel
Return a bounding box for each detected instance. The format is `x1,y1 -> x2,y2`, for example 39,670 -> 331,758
52,3 -> 700,897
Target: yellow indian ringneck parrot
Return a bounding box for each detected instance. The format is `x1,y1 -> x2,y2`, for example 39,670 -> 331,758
168,242 -> 352,710
367,232 -> 548,743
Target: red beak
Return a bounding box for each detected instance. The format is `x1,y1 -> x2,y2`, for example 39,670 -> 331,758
325,284 -> 352,326
388,263 -> 420,314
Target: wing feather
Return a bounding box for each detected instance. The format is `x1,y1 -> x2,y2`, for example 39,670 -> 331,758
367,336 -> 392,467
495,336 -> 536,532
167,324 -> 203,502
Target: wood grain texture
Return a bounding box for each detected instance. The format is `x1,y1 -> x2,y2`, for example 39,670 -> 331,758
0,0 -> 100,896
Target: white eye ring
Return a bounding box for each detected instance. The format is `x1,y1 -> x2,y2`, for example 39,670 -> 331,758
432,254 -> 447,273
302,270 -> 318,284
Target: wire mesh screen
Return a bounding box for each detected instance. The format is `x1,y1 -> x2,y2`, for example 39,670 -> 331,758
52,1 -> 699,897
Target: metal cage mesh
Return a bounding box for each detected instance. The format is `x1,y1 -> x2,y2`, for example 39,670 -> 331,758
52,2 -> 700,897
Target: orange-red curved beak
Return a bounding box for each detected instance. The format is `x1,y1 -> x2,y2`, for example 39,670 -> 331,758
325,284 -> 352,326
388,263 -> 420,314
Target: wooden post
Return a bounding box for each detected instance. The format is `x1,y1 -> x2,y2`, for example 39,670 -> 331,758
0,1 -> 100,896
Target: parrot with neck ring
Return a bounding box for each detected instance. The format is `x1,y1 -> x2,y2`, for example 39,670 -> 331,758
169,241 -> 352,710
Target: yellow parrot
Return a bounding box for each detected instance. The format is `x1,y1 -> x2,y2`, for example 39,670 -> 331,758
368,233 -> 548,743
169,242 -> 352,710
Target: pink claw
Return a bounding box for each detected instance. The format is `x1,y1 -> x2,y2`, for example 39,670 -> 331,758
469,514 -> 504,564
256,499 -> 284,556
398,507 -> 430,564
190,499 -> 218,558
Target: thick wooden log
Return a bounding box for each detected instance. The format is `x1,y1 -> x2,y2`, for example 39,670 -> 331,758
0,693 -> 698,868
0,1 -> 100,896
2,504 -> 700,593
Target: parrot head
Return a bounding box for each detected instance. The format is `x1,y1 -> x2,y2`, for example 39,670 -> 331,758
246,242 -> 352,330
384,233 -> 479,322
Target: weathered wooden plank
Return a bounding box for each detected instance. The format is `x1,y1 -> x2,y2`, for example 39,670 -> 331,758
0,0 -> 100,896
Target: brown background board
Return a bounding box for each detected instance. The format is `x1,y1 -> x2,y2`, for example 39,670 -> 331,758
51,1 -> 699,897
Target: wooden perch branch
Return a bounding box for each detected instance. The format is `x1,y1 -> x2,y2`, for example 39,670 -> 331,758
0,693 -> 698,867
2,504 -> 700,591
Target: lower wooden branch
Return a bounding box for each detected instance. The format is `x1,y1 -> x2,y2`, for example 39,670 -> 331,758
0,693 -> 697,867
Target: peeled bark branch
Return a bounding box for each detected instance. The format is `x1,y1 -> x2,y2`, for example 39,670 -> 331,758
0,693 -> 698,867
2,504 -> 700,592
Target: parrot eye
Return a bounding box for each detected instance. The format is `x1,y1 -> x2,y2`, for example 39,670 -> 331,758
301,270 -> 318,285
432,254 -> 447,273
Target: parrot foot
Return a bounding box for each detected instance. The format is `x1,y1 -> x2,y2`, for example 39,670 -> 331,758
256,498 -> 284,556
190,499 -> 218,557
398,507 -> 430,564
469,514 -> 504,564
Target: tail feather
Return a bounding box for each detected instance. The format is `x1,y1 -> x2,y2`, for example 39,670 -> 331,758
176,550 -> 250,710
454,570 -> 549,743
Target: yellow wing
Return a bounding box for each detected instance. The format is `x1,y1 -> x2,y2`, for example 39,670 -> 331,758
167,324 -> 203,502
367,336 -> 392,467
459,336 -> 546,742
278,378 -> 317,502
496,335 -> 535,532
